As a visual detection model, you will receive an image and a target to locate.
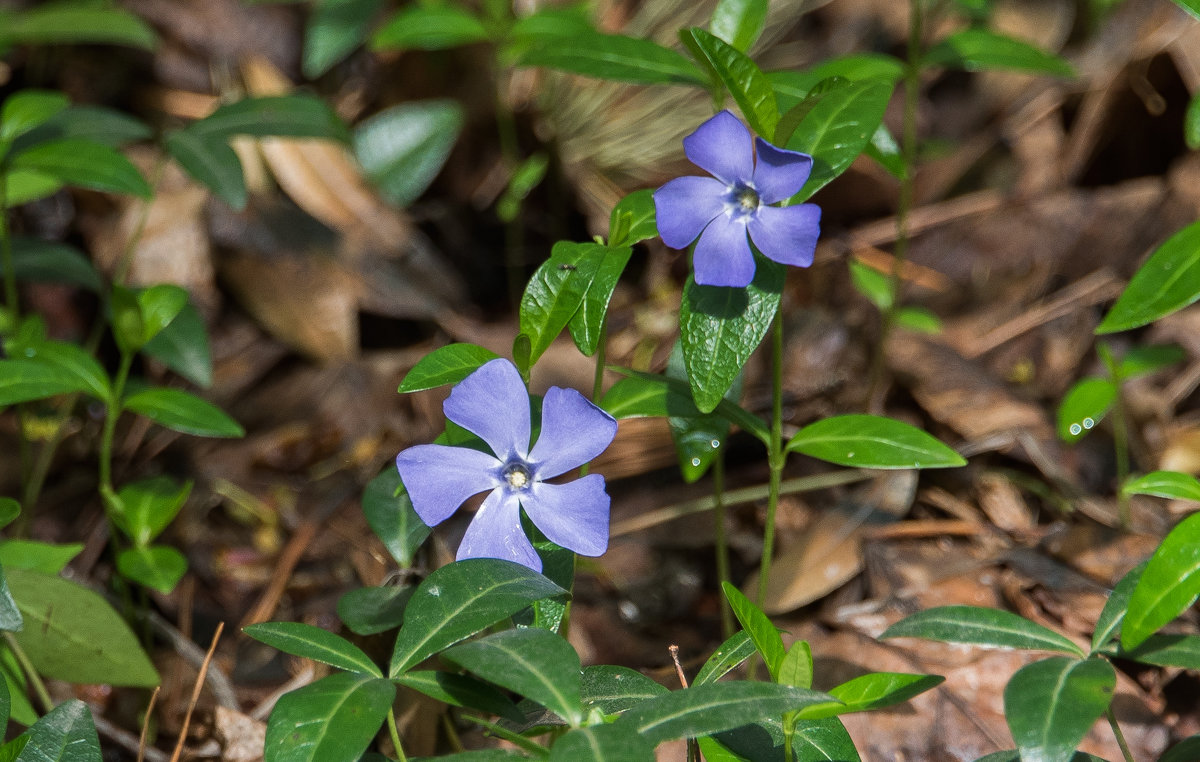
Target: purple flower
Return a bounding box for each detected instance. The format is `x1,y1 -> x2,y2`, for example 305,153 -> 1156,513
653,110 -> 822,288
395,358 -> 617,572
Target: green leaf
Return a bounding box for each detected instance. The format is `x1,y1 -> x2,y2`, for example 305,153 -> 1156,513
6,237 -> 102,291
1187,91 -> 1200,151
548,724 -> 656,762
165,129 -> 247,209
10,138 -> 150,198
1118,633 -> 1200,670
1091,561 -> 1145,652
580,665 -> 668,716
264,672 -> 394,762
1122,511 -> 1200,650
337,585 -> 413,636
1171,0 -> 1200,20
394,670 -> 523,722
722,581 -> 784,680
705,716 -> 862,762
519,31 -> 706,85
497,152 -> 547,222
519,241 -> 606,367
354,100 -> 464,207
783,78 -> 894,201
667,346 -> 733,482
1123,470 -> 1200,502
107,468 -> 191,539
1160,735 -> 1200,762
1097,220 -> 1200,333
0,500 -> 19,531
362,467 -> 430,568
442,628 -> 583,726
865,123 -> 906,178
0,672 -> 8,739
506,6 -> 594,57
709,0 -> 767,52
6,568 -> 159,686
0,737 -> 27,762
605,369 -> 770,443
848,258 -> 894,310
681,28 -> 778,139
0,650 -> 34,728
1117,344 -> 1185,379
135,285 -> 188,346
389,559 -> 567,677
187,95 -> 350,142
0,568 -> 22,632
881,605 -> 1086,657
787,414 -> 966,469
896,306 -> 942,333
122,387 -> 244,438
0,4 -> 156,49
245,621 -> 380,676
110,284 -> 145,353
680,259 -> 783,413
16,105 -> 151,149
1004,657 -> 1114,762
1056,377 -> 1116,442
567,245 -> 631,357
769,54 -> 905,111
19,699 -> 101,762
694,631 -> 756,687
0,359 -> 93,405
796,672 -> 944,720
15,339 -> 110,401
925,29 -> 1075,76
777,640 -> 812,689
613,682 -> 839,745
303,0 -> 384,78
608,189 -> 657,247
115,545 -> 187,594
143,302 -> 214,388
371,4 -> 490,51
398,343 -> 498,393
0,91 -> 69,141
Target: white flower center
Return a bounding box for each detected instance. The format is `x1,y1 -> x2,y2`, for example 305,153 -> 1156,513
735,186 -> 760,212
503,462 -> 532,490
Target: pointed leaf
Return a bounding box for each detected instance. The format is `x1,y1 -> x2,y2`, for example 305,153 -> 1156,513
10,139 -> 150,197
371,4 -> 489,51
355,100 -> 464,207
0,540 -> 82,575
0,360 -> 92,405
122,387 -> 244,438
1057,378 -> 1115,442
608,189 -> 657,247
0,91 -> 69,141
549,724 -> 655,762
0,501 -> 18,532
13,340 -> 109,401
925,29 -> 1075,76
115,545 -> 187,594
777,640 -> 813,690
1098,220 -> 1200,333
0,5 -> 156,49
303,0 -> 384,78
337,585 -> 413,636
244,621 -> 380,677
797,672 -> 944,720
1116,344 -> 1185,379
581,665 -> 668,716
264,673 -> 394,762
881,605 -> 1086,656
143,302 -> 213,388
362,467 -> 429,568
7,237 -> 102,291
3,169 -> 61,206
694,630 -> 756,686
16,105 -> 151,149
187,95 -> 349,142
1118,633 -> 1200,670
769,55 -> 905,110
519,241 -> 605,366
722,582 -> 784,680
1004,657 -> 1114,762
704,716 -> 862,762
398,344 -> 498,393
394,670 -> 523,722
19,699 -> 101,762
1122,470 -> 1200,502
165,129 -> 246,208
709,0 -> 768,52
518,31 -> 706,85
1091,561 -> 1145,653
105,475 -> 192,546
787,414 -> 966,469
682,27 -> 778,138
567,245 -> 631,357
1122,511 -> 1200,649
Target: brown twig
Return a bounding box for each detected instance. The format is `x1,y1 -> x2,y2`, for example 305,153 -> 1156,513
170,621 -> 225,762
137,686 -> 162,762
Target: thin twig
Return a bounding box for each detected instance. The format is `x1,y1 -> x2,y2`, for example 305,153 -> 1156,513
137,686 -> 162,762
170,621 -> 225,762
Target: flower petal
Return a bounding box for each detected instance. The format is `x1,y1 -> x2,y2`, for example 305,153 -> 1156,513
751,138 -> 813,204
396,444 -> 501,526
522,475 -> 610,557
444,358 -> 531,460
528,387 -> 617,479
747,203 -> 821,268
457,488 -> 541,571
683,110 -> 753,184
653,176 -> 727,249
692,215 -> 756,288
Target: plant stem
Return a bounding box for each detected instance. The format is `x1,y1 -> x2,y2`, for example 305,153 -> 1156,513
4,631 -> 53,713
712,453 -> 734,639
1106,706 -> 1136,762
99,351 -> 134,493
387,708 -> 408,762
756,310 -> 785,611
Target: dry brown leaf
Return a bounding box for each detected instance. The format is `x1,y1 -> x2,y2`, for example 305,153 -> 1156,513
213,705 -> 265,762
977,472 -> 1036,533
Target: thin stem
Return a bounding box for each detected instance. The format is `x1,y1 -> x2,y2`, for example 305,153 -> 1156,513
712,453 -> 734,639
99,351 -> 134,492
387,708 -> 408,762
1106,706 -> 1136,762
1112,382 -> 1131,528
113,155 -> 167,287
756,310 -> 785,611
4,631 -> 52,713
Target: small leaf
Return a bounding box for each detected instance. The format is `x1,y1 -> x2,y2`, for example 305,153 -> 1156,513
398,344 -> 499,393
303,0 -> 384,78
1091,561 -> 1145,653
116,545 -> 187,594
581,665 -> 668,716
1056,377 -> 1116,442
608,189 -> 657,247
895,306 -> 942,333
681,28 -> 778,139
10,138 -> 151,197
165,129 -> 247,209
787,414 -> 966,469
1123,470 -> 1200,502
694,630 -> 756,686
881,605 -> 1086,657
362,467 -> 430,568
549,724 -> 656,762
135,285 -> 189,348
0,5 -> 156,49
777,640 -> 813,689
265,673 -> 394,762
122,387 -> 244,438
0,359 -> 93,405
519,31 -> 707,85
371,4 -> 490,51
925,29 -> 1075,76
1004,657 -> 1114,762
7,237 -> 102,291
1116,343 -> 1185,379
187,95 -> 349,142
722,581 -> 785,680
354,100 -> 464,207
1097,219 -> 1200,332
245,621 -> 381,677
797,672 -> 944,720
708,0 -> 767,52
1122,511 -> 1200,650
848,258 -> 894,310
0,90 -> 69,141
337,585 -> 412,636
394,670 -> 523,722
19,700 -> 102,762
143,302 -> 214,388
0,540 -> 82,575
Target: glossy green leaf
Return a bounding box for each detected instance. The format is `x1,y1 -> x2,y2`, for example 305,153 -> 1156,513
1004,657 -> 1114,762
519,31 -> 706,85
777,640 -> 813,690
337,585 -> 413,636
6,568 -> 159,686
613,682 -> 838,745
709,0 -> 767,52
608,189 -> 657,247
519,241 -> 604,367
580,665 -> 668,716
143,302 -> 213,388
549,724 -> 655,762
705,716 -> 861,762
881,605 -> 1085,656
442,628 -> 583,726
135,284 -> 188,346
116,545 -> 187,594
0,650 -> 34,728
607,369 -> 770,443
681,28 -> 778,139
398,343 -> 498,393
1056,377 -> 1115,442
165,129 -> 247,208
355,100 -> 464,207
1091,561 -> 1145,652
1117,344 -> 1185,379
0,90 -> 69,141
1098,220 -> 1200,333
1123,470 -> 1200,502
1160,734 -> 1200,762
371,4 -> 489,51
389,559 -> 567,677
16,105 -> 151,149
1122,511 -> 1200,650
694,631 -> 755,688
783,78 -> 893,201
394,670 -> 522,722
245,621 -> 380,676
567,244 -> 631,357
15,340 -> 110,401
680,258 -> 783,413
797,672 -> 944,720
769,54 -> 905,111
10,138 -> 150,197
849,258 -> 894,310
2,169 -> 61,206
187,95 -> 349,142
0,541 -> 81,576
1119,633 -> 1200,670
0,737 -> 27,762
925,29 -> 1075,76
865,123 -> 906,178
105,475 -> 191,546
787,414 -> 966,469
362,467 -> 430,568
6,237 -> 102,291
1187,91 -> 1200,150
122,387 -> 244,438
0,359 -> 93,405
264,672 -> 394,762
303,0 -> 384,78
722,582 -> 784,680
0,500 -> 18,531
0,568 -> 21,633
0,5 -> 156,49
19,699 -> 101,762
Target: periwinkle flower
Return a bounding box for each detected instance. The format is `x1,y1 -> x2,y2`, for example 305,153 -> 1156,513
395,358 -> 617,572
654,110 -> 822,288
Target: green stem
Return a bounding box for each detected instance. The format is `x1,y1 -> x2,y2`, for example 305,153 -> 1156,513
783,723 -> 795,762
4,631 -> 52,713
756,310 -> 785,611
1106,706 -> 1136,762
712,452 -> 734,639
387,708 -> 408,762
99,351 -> 134,493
